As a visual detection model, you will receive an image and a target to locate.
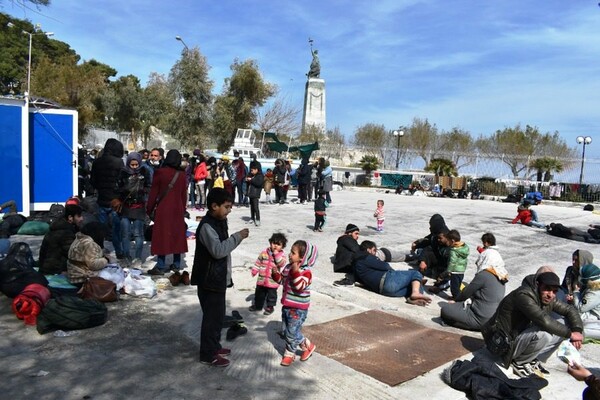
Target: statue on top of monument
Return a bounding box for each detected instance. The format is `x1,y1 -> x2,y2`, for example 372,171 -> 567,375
307,38 -> 320,79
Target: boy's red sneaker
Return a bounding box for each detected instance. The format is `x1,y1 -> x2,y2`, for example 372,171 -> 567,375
200,355 -> 230,367
300,342 -> 316,361
216,348 -> 231,356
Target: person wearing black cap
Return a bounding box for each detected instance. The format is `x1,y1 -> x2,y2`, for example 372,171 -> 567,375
332,224 -> 360,286
482,268 -> 584,378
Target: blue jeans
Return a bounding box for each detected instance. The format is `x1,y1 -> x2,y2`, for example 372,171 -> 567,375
381,269 -> 423,297
282,307 -> 308,353
235,180 -> 246,204
98,206 -> 123,256
450,273 -> 464,299
157,253 -> 181,270
120,217 -> 144,259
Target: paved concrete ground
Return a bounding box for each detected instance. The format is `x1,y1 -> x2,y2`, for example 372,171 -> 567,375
1,188 -> 599,399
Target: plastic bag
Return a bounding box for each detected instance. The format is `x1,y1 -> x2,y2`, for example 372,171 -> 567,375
557,340 -> 581,365
98,264 -> 125,290
123,269 -> 156,298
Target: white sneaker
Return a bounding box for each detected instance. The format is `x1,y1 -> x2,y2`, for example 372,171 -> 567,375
255,220 -> 261,227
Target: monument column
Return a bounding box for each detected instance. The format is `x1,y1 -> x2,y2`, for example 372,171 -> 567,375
302,78 -> 326,135
302,40 -> 326,135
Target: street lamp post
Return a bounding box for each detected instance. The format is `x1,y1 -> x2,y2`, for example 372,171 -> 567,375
577,136 -> 592,187
7,22 -> 54,98
392,129 -> 404,169
175,35 -> 189,51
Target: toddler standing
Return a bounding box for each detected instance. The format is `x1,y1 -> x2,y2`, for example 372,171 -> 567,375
272,240 -> 318,366
313,192 -> 329,232
374,199 -> 385,231
250,233 -> 288,315
263,168 -> 274,204
433,229 -> 470,299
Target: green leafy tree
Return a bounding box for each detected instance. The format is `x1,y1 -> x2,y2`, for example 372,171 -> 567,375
167,47 -> 214,148
530,157 -> 564,182
1,13 -> 78,94
111,75 -> 142,132
438,127 -> 474,170
31,55 -> 109,136
477,124 -> 576,178
139,72 -> 175,147
358,155 -> 379,186
425,158 -> 458,177
352,123 -> 392,166
213,58 -> 275,151
405,117 -> 440,165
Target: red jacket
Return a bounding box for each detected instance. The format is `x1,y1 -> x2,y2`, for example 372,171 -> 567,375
194,162 -> 207,182
512,209 -> 532,225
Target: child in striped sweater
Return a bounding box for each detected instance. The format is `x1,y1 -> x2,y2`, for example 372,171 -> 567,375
249,233 -> 288,315
272,240 -> 318,366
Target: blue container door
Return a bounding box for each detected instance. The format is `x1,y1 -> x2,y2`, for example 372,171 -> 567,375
30,109 -> 78,210
0,99 -> 29,214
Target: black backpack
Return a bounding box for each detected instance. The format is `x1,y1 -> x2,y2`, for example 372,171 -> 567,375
36,296 -> 108,334
0,242 -> 48,298
44,203 -> 66,225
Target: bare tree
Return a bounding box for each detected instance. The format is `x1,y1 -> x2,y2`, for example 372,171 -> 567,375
255,94 -> 301,136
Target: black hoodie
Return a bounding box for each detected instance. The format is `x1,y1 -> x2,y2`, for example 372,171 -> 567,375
91,139 -> 125,207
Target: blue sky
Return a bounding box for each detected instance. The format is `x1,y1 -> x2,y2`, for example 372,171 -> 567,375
5,0 -> 600,156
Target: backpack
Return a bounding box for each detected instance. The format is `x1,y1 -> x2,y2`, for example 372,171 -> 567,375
0,242 -> 48,298
36,296 -> 108,334
44,203 -> 66,225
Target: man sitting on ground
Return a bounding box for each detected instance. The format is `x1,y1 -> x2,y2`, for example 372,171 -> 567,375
353,240 -> 432,306
482,269 -> 584,378
39,205 -> 84,275
332,224 -> 360,286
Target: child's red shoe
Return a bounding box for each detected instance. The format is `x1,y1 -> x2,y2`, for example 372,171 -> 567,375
300,341 -> 316,361
281,351 -> 295,366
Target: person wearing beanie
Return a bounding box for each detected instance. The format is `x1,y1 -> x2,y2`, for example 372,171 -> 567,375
482,268 -> 584,378
271,240 -> 318,366
332,224 -> 360,286
573,262 -> 600,339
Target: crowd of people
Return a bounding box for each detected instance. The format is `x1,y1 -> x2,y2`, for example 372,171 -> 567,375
2,138 -> 599,396
326,206 -> 599,395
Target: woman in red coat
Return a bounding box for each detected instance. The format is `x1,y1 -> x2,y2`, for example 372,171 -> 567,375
146,149 -> 188,274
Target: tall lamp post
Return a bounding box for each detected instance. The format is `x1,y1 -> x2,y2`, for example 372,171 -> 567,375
7,22 -> 54,98
392,129 -> 404,169
577,136 -> 592,187
175,35 -> 189,51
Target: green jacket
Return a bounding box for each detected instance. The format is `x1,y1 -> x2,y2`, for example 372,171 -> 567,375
444,242 -> 470,274
482,274 -> 584,368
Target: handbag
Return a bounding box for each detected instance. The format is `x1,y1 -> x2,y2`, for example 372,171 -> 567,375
78,276 -> 118,302
149,171 -> 180,220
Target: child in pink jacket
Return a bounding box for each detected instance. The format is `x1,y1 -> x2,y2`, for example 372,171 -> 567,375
250,233 -> 287,315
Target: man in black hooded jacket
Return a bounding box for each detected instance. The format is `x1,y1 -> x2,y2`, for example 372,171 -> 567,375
90,138 -> 125,258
